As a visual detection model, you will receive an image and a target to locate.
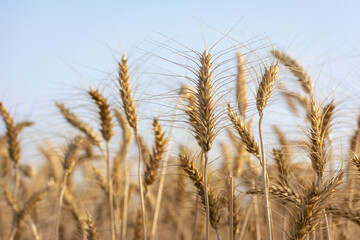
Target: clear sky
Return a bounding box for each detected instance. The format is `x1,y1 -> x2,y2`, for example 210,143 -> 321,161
1,1 -> 360,136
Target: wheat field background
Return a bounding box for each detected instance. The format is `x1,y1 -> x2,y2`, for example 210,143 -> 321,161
1,1 -> 360,240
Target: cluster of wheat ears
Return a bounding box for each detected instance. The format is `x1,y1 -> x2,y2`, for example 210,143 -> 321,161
0,41 -> 359,240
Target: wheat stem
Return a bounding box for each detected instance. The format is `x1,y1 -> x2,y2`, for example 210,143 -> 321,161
135,131 -> 147,240
204,151 -> 210,240
121,163 -> 130,240
105,141 -> 116,240
259,113 -> 273,240
323,210 -> 331,240
237,198 -> 253,240
13,164 -> 20,202
54,171 -> 68,240
229,176 -> 234,240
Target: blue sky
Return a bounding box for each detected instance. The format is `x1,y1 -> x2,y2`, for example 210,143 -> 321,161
1,1 -> 360,134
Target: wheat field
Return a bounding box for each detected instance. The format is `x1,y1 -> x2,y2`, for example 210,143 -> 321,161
0,38 -> 359,240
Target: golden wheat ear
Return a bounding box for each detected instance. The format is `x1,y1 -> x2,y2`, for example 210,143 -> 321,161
0,102 -> 21,166
272,50 -> 314,96
144,117 -> 166,189
178,152 -> 221,231
227,104 -> 260,160
256,62 -> 279,114
290,171 -> 344,240
85,212 -> 98,240
88,87 -> 114,142
56,102 -> 103,149
118,54 -> 138,131
236,51 -> 248,119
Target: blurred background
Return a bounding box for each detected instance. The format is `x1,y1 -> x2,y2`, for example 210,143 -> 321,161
1,0 -> 360,163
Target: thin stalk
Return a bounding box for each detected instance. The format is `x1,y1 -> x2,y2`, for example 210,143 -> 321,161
134,131 -> 147,240
323,210 -> 331,240
258,113 -> 273,240
105,142 -> 116,240
150,98 -> 180,240
229,176 -> 234,240
54,171 -> 68,240
192,196 -> 199,240
121,163 -> 130,240
254,195 -> 261,240
216,229 -> 221,240
237,199 -> 253,240
204,151 -> 210,240
13,164 -> 20,202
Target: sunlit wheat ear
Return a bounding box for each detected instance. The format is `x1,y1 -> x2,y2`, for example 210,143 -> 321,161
63,136 -> 84,172
185,49 -> 216,152
88,87 -> 114,142
236,51 -> 248,119
247,183 -> 301,206
227,104 -> 260,160
273,148 -> 289,185
350,116 -> 360,153
308,100 -> 334,179
63,190 -> 87,237
179,84 -> 196,106
0,102 -> 21,166
290,171 -> 343,240
272,50 -> 314,96
144,118 -> 166,188
56,102 -> 103,149
178,152 -> 221,230
85,212 -> 98,240
256,62 -> 279,114
273,125 -> 291,184
118,54 -> 138,131
11,184 -> 52,240
14,121 -> 33,133
352,154 -> 360,173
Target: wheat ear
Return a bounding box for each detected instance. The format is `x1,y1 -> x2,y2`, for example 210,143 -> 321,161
9,184 -> 51,240
85,212 -> 98,240
179,152 -> 221,232
290,171 -> 343,240
0,102 -> 21,201
144,117 -> 166,190
56,102 -> 103,149
236,51 -> 248,119
272,50 -> 314,96
228,104 -> 260,160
